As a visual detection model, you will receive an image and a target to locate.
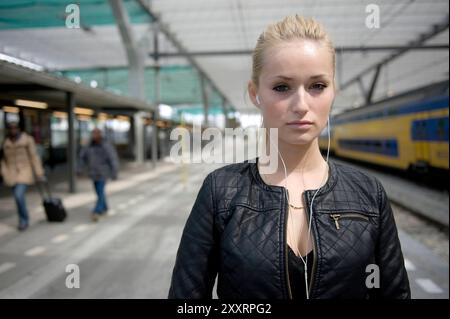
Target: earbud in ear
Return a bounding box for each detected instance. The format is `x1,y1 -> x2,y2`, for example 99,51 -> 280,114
256,95 -> 261,105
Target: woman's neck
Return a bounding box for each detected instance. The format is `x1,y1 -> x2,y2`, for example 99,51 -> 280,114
258,138 -> 329,190
273,138 -> 326,175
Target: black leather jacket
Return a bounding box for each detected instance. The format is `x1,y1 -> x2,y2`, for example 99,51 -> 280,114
168,159 -> 411,299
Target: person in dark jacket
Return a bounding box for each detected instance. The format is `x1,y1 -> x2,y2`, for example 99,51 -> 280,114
78,128 -> 119,222
168,15 -> 410,299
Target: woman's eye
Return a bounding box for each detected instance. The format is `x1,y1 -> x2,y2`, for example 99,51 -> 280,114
310,83 -> 327,91
273,84 -> 289,92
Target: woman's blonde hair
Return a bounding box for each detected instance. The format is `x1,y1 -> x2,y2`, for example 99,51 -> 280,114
251,15 -> 335,86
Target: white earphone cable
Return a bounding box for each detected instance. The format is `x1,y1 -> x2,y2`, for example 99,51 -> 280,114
260,98 -> 331,299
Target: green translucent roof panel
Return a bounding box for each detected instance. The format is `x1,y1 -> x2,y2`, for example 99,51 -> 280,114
0,0 -> 152,30
58,65 -> 227,108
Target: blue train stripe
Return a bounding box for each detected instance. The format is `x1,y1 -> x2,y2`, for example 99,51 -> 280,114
335,95 -> 449,125
338,138 -> 399,157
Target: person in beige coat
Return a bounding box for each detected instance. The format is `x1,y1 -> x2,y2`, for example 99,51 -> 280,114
0,122 -> 45,231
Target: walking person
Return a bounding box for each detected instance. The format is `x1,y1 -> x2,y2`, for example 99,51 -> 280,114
0,122 -> 45,231
168,15 -> 410,299
78,128 -> 119,222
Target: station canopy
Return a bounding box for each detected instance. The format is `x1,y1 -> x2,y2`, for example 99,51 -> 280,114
0,0 -> 448,117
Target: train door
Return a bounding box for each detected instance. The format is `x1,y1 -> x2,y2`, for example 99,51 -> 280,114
412,112 -> 431,171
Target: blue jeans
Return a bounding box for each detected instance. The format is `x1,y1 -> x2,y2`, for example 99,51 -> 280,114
12,184 -> 28,226
93,180 -> 108,214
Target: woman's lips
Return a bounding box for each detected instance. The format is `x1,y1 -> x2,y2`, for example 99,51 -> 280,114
286,120 -> 313,128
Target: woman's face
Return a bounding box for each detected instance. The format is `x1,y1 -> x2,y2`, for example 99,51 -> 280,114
250,40 -> 335,146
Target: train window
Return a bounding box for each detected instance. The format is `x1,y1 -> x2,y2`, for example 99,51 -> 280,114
437,118 -> 447,140
387,109 -> 397,116
420,121 -> 427,138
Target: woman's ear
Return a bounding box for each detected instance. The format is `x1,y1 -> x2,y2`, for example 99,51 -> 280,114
248,81 -> 260,109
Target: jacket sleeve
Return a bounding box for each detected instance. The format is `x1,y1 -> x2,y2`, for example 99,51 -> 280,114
168,173 -> 219,299
77,147 -> 87,174
371,180 -> 411,299
104,142 -> 119,178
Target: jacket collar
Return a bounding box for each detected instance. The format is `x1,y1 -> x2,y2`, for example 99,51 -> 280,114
8,132 -> 22,141
249,157 -> 338,197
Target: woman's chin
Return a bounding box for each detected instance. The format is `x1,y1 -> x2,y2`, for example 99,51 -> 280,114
280,136 -> 315,147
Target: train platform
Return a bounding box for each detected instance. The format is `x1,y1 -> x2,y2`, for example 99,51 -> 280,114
0,159 -> 177,238
0,158 -> 448,299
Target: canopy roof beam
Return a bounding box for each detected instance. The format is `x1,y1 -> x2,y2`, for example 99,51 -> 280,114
340,15 -> 449,92
109,0 -> 146,101
149,44 -> 449,58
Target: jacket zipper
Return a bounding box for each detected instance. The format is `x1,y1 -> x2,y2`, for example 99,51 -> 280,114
283,189 -> 293,299
329,213 -> 369,230
304,192 -> 317,299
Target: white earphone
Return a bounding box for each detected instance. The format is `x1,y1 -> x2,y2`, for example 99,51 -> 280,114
261,111 -> 331,299
256,95 -> 261,105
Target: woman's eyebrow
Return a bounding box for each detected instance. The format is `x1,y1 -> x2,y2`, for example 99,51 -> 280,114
310,74 -> 329,80
273,75 -> 293,80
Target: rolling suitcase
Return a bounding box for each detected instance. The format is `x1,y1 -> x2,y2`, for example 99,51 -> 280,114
26,146 -> 67,222
37,181 -> 67,222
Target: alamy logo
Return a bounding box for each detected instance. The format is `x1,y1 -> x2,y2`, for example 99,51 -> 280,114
169,125 -> 279,174
365,264 -> 380,289
65,264 -> 80,289
65,4 -> 80,29
365,4 -> 381,29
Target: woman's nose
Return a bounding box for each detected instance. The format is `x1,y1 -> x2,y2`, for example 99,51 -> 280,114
290,88 -> 309,113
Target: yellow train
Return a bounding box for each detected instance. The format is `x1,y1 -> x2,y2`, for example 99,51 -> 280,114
319,80 -> 449,173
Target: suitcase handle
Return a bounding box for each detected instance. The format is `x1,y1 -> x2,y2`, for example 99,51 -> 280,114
35,180 -> 52,200
25,144 -> 52,200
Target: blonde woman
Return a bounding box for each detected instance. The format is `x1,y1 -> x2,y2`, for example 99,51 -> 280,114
168,15 -> 410,299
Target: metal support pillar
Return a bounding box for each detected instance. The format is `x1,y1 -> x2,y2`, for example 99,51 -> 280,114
66,92 -> 76,193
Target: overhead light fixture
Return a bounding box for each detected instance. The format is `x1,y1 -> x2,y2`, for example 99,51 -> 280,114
3,106 -> 20,113
159,104 -> 174,119
77,115 -> 92,121
74,107 -> 94,116
97,112 -> 109,121
116,115 -> 130,122
52,111 -> 67,118
0,52 -> 44,71
15,99 -> 48,109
